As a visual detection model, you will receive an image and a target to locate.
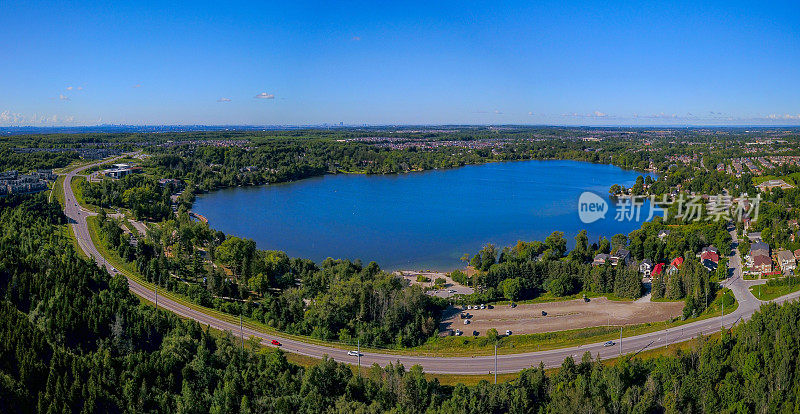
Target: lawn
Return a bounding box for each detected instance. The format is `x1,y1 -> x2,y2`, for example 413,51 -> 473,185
750,282 -> 800,301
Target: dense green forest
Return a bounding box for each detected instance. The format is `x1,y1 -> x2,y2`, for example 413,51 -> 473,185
6,195 -> 800,412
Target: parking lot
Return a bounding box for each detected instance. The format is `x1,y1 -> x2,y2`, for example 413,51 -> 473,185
440,297 -> 684,336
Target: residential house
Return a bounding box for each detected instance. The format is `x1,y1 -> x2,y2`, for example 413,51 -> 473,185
747,232 -> 763,242
700,250 -> 720,272
651,263 -> 665,279
774,250 -> 797,275
639,259 -> 653,277
668,257 -> 684,275
752,254 -> 772,274
592,253 -> 610,266
610,249 -> 631,266
749,241 -> 770,260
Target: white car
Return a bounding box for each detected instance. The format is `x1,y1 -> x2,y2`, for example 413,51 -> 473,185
454,329 -> 463,336
448,289 -> 456,293
466,305 -> 472,310
603,341 -> 615,347
480,304 -> 486,309
464,320 -> 470,325
347,350 -> 362,357
506,330 -> 512,336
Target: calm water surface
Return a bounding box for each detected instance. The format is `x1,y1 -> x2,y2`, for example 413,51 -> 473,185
193,160 -> 655,270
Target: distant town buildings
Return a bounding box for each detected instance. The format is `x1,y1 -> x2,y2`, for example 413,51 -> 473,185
0,169 -> 54,196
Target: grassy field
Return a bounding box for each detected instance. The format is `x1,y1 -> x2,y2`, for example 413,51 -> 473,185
491,290 -> 634,306
750,282 -> 800,301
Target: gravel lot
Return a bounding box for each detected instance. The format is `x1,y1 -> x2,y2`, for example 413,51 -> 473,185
441,297 -> 684,336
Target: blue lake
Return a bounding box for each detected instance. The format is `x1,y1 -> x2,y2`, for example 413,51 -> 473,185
193,160 -> 657,271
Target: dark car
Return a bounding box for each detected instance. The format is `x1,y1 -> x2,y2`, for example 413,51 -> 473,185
541,310 -> 547,316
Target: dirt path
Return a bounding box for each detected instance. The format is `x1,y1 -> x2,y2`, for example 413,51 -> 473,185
442,297 -> 683,335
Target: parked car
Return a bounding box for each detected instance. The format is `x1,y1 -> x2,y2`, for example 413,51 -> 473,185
464,320 -> 471,325
270,340 -> 281,346
505,330 -> 512,336
448,289 -> 456,293
480,304 -> 486,309
603,341 -> 615,347
510,302 -> 517,308
454,329 -> 463,336
347,350 -> 362,357
541,310 -> 547,316
473,330 -> 480,336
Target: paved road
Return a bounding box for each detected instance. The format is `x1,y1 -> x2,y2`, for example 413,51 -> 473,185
62,158 -> 800,374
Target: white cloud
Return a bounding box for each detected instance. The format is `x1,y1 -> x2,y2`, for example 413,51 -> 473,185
528,111 -> 534,116
593,111 -> 607,117
493,109 -> 503,114
66,86 -> 73,90
133,84 -> 142,88
217,97 -> 232,102
351,36 -> 361,41
59,94 -> 70,101
254,92 -> 275,99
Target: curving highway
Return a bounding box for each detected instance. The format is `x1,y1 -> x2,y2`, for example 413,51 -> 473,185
62,157 -> 800,374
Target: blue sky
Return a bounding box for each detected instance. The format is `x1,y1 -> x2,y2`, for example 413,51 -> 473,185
1,0 -> 799,126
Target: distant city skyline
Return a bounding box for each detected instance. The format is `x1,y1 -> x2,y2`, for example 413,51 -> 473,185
2,1 -> 799,126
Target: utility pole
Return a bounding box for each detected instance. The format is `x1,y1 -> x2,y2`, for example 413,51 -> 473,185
494,343 -> 498,384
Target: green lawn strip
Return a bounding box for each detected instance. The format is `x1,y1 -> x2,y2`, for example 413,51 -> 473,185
52,175 -> 65,205
750,283 -> 800,301
493,291 -> 634,305
62,224 -> 89,260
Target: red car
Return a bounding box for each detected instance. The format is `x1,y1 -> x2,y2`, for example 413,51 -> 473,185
271,340 -> 281,346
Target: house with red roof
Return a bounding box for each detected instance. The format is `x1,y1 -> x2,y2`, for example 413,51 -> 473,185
651,262 -> 665,278
752,254 -> 772,274
668,257 -> 684,275
700,250 -> 719,271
